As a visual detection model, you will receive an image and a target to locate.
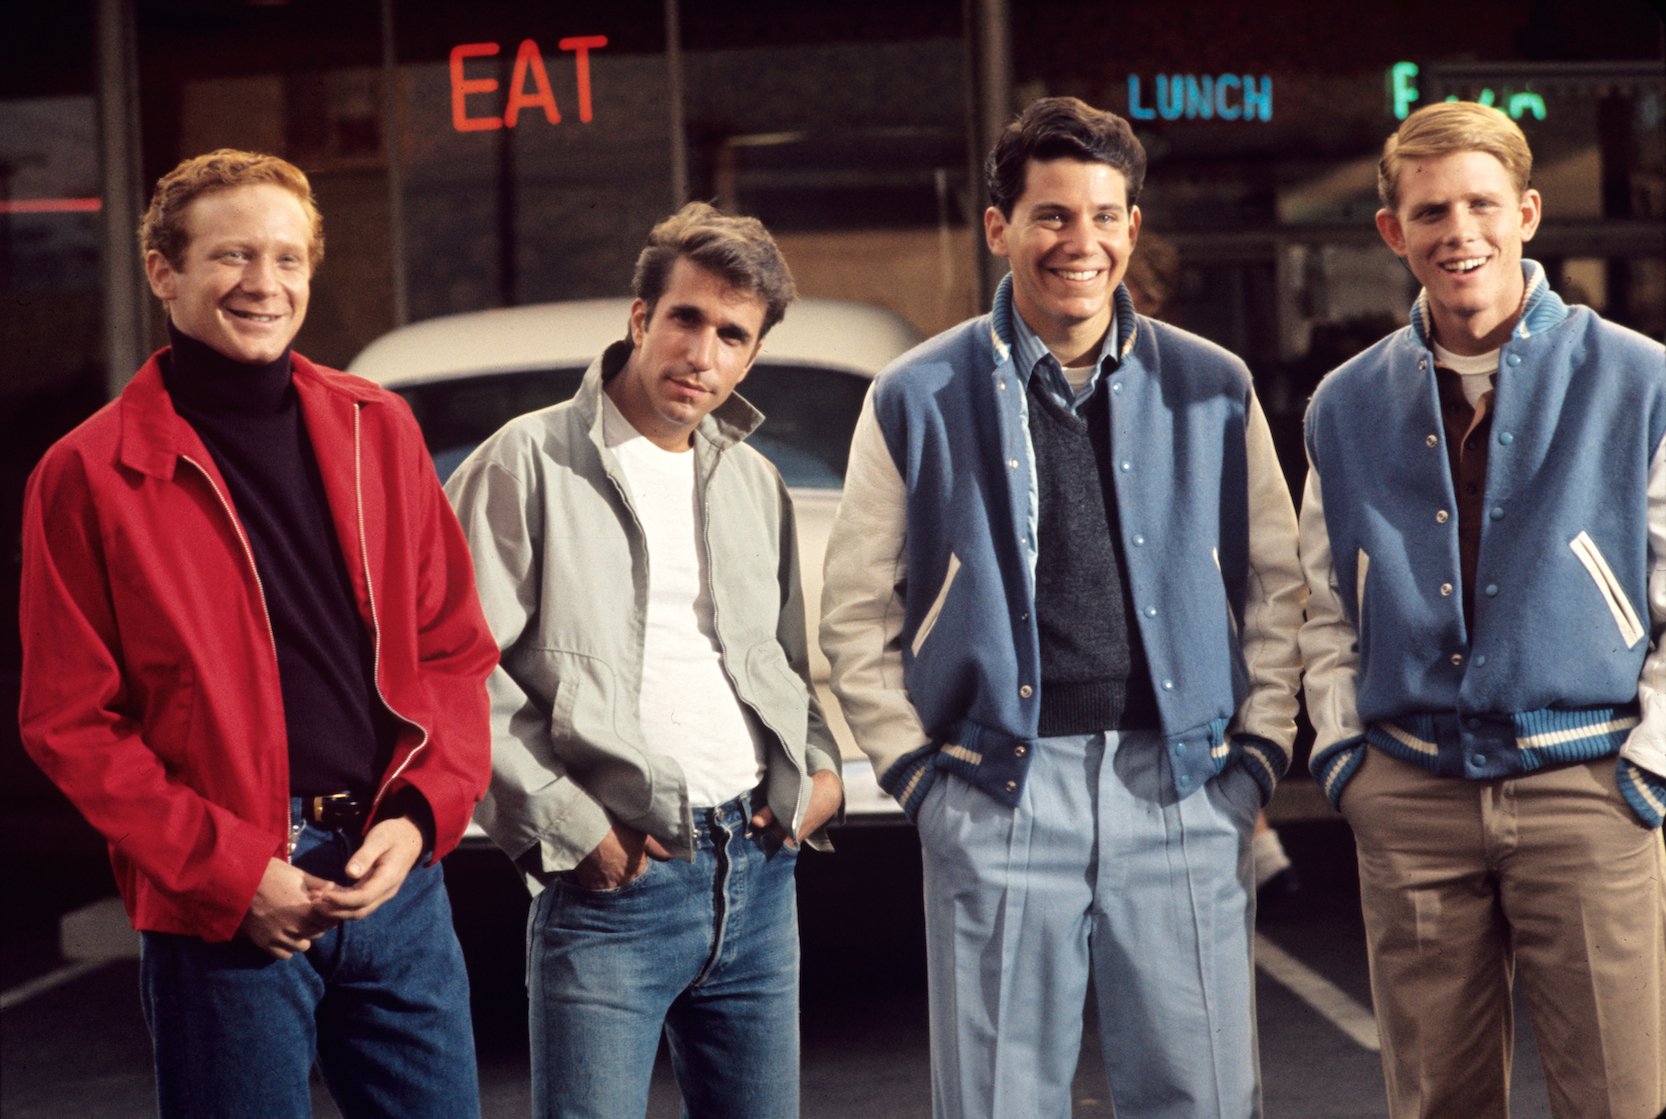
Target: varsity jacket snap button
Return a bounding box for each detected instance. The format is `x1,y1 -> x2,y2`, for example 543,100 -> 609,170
1018,684 -> 1033,698
1161,678 -> 1175,691
1119,461 -> 1132,472
1425,433 -> 1439,447
1498,432 -> 1514,445
1489,506 -> 1505,520
1144,606 -> 1157,617
1474,654 -> 1488,667
1435,509 -> 1449,523
1450,653 -> 1465,666
1131,533 -> 1146,546
1008,458 -> 1019,469
1014,744 -> 1027,757
1506,354 -> 1522,367
1485,584 -> 1498,597
1004,780 -> 1018,793
1440,583 -> 1453,596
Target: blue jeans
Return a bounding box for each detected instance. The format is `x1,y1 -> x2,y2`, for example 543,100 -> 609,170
140,801 -> 479,1119
917,729 -> 1262,1119
527,796 -> 801,1119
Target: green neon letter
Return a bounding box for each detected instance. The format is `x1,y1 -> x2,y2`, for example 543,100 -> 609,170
1390,61 -> 1419,119
1508,91 -> 1547,120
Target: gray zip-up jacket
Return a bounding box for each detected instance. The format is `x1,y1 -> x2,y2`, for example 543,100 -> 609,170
446,342 -> 839,890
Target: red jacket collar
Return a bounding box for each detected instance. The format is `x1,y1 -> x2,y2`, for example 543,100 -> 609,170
117,348 -> 382,480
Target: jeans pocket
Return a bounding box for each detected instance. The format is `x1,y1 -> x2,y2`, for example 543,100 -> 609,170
558,857 -> 658,898
754,827 -> 803,865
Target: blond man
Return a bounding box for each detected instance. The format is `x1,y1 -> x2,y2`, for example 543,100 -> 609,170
1300,102 -> 1666,1118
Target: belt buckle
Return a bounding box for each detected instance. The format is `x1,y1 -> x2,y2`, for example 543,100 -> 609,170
309,792 -> 365,831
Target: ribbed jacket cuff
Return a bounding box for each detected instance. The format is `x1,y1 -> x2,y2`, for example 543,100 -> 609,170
1616,759 -> 1666,829
879,745 -> 939,823
1233,735 -> 1287,806
1310,736 -> 1369,810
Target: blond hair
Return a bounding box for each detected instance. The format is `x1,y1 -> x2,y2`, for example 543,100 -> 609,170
1378,101 -> 1532,211
139,149 -> 324,270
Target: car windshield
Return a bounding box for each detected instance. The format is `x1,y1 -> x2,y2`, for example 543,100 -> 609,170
394,362 -> 871,490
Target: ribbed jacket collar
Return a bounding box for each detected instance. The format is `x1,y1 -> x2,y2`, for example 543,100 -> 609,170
1410,259 -> 1569,350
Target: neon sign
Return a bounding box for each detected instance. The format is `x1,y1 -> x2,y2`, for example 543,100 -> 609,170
1127,74 -> 1273,122
1388,62 -> 1547,121
449,36 -> 609,132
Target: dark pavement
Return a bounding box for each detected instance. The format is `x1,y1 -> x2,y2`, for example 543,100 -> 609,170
3,792 -> 1556,1118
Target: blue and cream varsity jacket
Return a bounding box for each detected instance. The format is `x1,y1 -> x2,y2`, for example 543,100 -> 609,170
1300,261 -> 1666,826
821,276 -> 1304,819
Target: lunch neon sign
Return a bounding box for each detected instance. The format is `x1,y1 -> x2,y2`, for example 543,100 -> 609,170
1127,74 -> 1273,122
449,36 -> 609,132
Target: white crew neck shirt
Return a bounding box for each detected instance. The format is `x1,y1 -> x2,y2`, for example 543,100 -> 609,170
602,393 -> 767,807
1432,340 -> 1500,408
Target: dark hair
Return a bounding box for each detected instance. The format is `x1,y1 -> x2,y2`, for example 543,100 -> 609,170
985,97 -> 1147,217
631,202 -> 797,337
140,149 -> 324,270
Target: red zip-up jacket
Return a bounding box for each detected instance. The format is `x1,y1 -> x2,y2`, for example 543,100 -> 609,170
18,350 -> 497,942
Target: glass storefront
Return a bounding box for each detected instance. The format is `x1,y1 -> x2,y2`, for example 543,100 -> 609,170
2,0 -> 1662,723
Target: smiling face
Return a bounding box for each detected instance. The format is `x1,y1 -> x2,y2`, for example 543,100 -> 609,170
145,182 -> 313,365
1376,149 -> 1542,356
606,256 -> 766,451
984,157 -> 1140,365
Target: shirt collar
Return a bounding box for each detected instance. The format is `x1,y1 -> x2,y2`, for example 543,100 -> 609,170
995,278 -> 1126,403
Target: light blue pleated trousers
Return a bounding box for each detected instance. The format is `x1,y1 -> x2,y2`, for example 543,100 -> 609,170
916,728 -> 1262,1119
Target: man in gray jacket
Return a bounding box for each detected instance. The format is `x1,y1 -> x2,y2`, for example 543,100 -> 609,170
446,202 -> 842,1119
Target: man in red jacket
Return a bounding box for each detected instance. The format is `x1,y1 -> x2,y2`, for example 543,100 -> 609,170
18,149 -> 497,1118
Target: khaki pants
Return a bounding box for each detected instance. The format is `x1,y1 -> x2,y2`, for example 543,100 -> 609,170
1342,750 -> 1666,1119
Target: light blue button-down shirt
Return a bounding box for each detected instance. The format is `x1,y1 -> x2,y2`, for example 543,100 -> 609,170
1008,303 -> 1121,413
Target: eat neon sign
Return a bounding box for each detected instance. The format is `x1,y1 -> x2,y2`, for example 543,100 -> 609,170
449,36 -> 609,132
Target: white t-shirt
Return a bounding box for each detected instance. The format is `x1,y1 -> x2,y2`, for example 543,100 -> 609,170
602,394 -> 767,807
1432,341 -> 1499,407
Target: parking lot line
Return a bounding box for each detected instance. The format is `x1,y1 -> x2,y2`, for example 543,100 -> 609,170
1,897 -> 137,1012
1255,932 -> 1381,1052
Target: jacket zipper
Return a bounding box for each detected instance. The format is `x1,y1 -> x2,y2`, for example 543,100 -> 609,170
180,454 -> 293,858
354,405 -> 432,825
697,456 -> 806,837
600,454 -> 652,701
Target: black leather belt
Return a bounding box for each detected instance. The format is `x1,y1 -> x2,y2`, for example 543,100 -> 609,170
301,792 -> 371,832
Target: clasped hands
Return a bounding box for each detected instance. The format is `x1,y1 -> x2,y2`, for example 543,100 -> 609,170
238,815 -> 425,959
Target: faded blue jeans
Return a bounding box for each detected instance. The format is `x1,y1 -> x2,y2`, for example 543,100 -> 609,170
140,802 -> 479,1119
527,795 -> 801,1118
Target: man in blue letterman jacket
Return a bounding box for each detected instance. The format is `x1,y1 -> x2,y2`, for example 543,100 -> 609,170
821,97 -> 1304,1119
1300,102 -> 1666,1119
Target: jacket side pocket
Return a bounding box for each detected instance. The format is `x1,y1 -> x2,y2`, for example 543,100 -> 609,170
1569,532 -> 1646,648
1212,547 -> 1241,640
911,553 -> 961,656
1354,548 -> 1370,631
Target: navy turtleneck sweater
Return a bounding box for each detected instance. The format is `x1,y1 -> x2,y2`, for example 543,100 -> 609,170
161,324 -> 397,797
